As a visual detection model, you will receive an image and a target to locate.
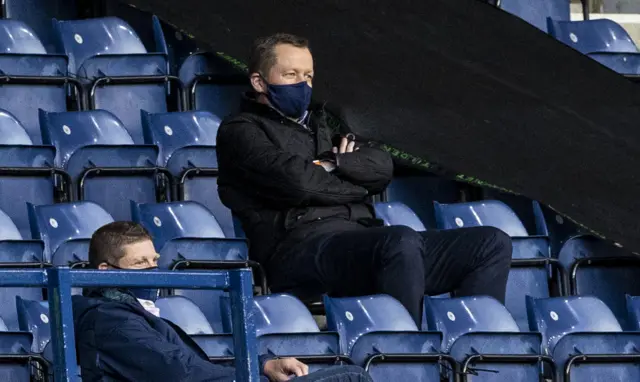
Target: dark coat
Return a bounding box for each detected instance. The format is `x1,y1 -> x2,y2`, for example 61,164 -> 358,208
72,288 -> 269,382
216,95 -> 394,266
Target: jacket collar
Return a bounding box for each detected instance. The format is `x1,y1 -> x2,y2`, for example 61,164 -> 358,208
83,287 -> 140,305
241,92 -> 319,124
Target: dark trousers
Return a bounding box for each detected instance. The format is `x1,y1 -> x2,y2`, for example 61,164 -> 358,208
269,225 -> 512,325
293,365 -> 372,382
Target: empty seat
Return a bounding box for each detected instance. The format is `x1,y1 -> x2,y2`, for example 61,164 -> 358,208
374,202 -> 426,232
0,326 -> 40,382
558,235 -> 640,330
0,20 -> 72,143
222,294 -> 345,372
53,17 -> 174,143
627,295 -> 640,331
3,0 -> 78,53
15,297 -> 49,353
499,0 -> 569,33
424,296 -> 547,381
39,109 -> 168,221
527,296 -> 640,381
27,201 -> 113,265
548,19 -> 640,75
155,296 -> 214,335
179,52 -> 248,115
132,201 -> 260,332
141,110 -> 234,237
0,207 -> 43,265
324,294 -> 448,381
434,200 -> 559,330
384,175 -> 462,229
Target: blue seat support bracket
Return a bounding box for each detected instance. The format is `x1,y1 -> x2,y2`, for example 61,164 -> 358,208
565,354 -> 640,382
77,167 -> 174,202
89,75 -> 185,111
461,354 -> 555,382
570,256 -> 640,295
363,353 -> 458,381
188,74 -> 248,110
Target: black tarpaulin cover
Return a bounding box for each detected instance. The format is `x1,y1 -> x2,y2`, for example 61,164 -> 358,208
124,0 -> 640,251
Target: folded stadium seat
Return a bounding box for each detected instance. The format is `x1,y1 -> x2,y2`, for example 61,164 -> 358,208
548,19 -> 640,75
131,200 -> 262,333
15,297 -> 49,354
558,235 -> 640,330
179,52 -> 248,115
220,294 -> 348,372
27,201 -> 113,266
383,175 -> 463,229
38,109 -> 171,221
626,295 -> 640,330
498,0 -> 569,33
0,20 -> 77,144
155,296 -> 214,334
52,17 -> 179,143
434,200 -> 563,330
2,0 -> 78,53
373,202 -> 426,232
324,294 -> 452,381
423,296 -> 549,381
0,318 -> 44,382
0,108 -> 69,238
527,296 -> 640,381
140,110 -> 235,235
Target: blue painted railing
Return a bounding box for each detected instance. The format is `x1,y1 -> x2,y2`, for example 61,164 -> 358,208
0,267 -> 259,381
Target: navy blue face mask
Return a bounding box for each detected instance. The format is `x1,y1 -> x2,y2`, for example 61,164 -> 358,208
263,80 -> 312,119
107,263 -> 160,301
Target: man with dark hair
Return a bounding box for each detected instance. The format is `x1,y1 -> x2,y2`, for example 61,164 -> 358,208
217,33 -> 512,325
72,221 -> 372,382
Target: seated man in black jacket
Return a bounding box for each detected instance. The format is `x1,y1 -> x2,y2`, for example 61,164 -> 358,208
217,33 -> 513,325
72,221 -> 371,382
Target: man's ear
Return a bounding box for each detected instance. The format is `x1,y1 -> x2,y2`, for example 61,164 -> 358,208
97,262 -> 109,270
250,73 -> 266,93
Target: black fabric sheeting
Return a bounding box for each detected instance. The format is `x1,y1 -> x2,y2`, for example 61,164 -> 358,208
122,0 -> 640,251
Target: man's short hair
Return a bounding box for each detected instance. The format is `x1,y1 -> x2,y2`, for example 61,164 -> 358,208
249,33 -> 310,75
88,221 -> 152,268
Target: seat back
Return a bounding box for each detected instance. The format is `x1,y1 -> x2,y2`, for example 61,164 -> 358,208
39,109 -> 135,168
0,19 -> 46,54
423,296 -> 520,351
548,19 -> 639,55
53,17 -> 147,73
28,202 -> 113,262
0,110 -> 34,145
0,209 -> 22,242
324,294 -> 417,354
15,297 -> 50,353
434,200 -> 528,236
155,296 -> 214,335
627,295 -> 640,331
141,110 -> 219,169
499,0 -> 569,32
221,294 -> 319,336
558,235 -> 640,329
526,296 -> 622,352
374,202 -> 426,232
131,201 -> 225,252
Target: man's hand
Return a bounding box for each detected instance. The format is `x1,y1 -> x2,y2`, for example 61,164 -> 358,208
332,136 -> 359,154
263,358 -> 309,381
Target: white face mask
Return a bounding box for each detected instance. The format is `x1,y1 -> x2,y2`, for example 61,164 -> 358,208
137,298 -> 161,317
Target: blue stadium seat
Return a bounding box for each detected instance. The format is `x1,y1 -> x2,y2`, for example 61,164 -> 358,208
52,17 -> 175,143
0,108 -> 62,238
39,109 -> 169,221
548,19 -> 640,75
27,201 -> 113,265
222,294 -> 346,372
374,202 -> 426,232
499,0 -> 569,33
558,235 -> 640,330
0,207 -> 43,265
324,295 -> 449,381
424,296 -> 547,381
179,52 -> 248,115
155,296 -> 214,335
15,297 -> 49,353
132,201 -> 261,332
0,327 -> 39,382
627,295 -> 640,331
384,175 -> 462,229
434,200 -> 560,330
0,317 -> 6,331
0,20 -> 73,144
527,296 -> 640,381
140,110 -> 235,237
3,0 -> 78,53
190,334 -> 235,360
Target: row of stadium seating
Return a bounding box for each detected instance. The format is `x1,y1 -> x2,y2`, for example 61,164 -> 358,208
6,290 -> 640,381
500,0 -> 640,74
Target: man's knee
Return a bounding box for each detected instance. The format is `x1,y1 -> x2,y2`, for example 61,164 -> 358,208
376,225 -> 425,265
314,365 -> 373,381
475,226 -> 512,262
